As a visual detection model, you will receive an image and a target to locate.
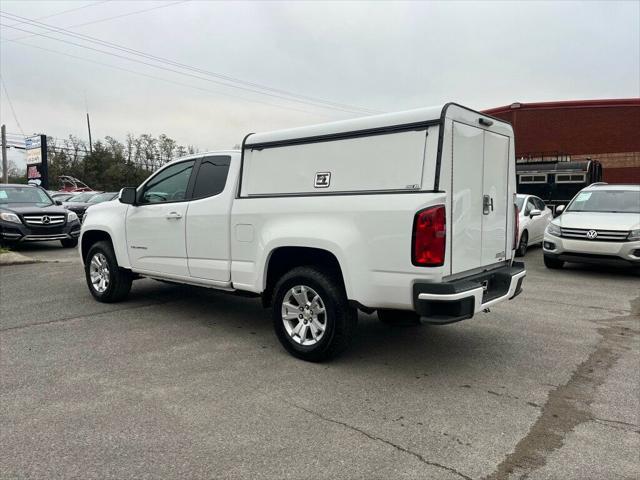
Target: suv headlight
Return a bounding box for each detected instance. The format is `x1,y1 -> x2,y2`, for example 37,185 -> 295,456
546,223 -> 562,237
0,212 -> 22,224
67,211 -> 79,222
628,229 -> 640,241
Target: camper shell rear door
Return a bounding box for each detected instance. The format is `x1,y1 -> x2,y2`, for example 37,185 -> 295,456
437,104 -> 516,276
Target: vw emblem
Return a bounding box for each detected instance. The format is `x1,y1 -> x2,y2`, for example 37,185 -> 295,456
586,230 -> 598,240
42,215 -> 51,225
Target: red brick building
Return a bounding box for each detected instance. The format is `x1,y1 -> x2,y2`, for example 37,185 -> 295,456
483,98 -> 640,183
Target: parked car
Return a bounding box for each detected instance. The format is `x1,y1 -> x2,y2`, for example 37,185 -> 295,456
543,183 -> 640,268
87,192 -> 119,204
80,103 -> 526,361
68,192 -> 119,223
50,192 -> 76,202
66,191 -> 100,203
0,184 -> 81,248
62,191 -> 102,223
514,194 -> 553,256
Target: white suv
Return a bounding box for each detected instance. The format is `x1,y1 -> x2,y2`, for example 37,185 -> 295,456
543,184 -> 640,268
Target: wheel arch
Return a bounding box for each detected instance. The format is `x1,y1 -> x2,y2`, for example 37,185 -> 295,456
81,230 -> 115,265
262,246 -> 348,308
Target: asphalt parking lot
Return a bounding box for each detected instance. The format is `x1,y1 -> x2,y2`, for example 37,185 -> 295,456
1,244 -> 638,480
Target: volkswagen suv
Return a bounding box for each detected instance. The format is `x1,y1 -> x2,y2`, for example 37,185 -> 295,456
543,183 -> 640,268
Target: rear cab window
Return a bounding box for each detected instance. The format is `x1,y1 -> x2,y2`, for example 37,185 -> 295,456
191,156 -> 231,199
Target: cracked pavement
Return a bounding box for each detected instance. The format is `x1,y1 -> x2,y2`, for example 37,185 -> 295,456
1,244 -> 638,479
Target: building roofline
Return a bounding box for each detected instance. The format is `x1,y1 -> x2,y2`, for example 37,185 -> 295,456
482,98 -> 640,115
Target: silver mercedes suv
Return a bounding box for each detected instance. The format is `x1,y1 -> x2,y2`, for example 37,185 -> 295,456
543,183 -> 640,268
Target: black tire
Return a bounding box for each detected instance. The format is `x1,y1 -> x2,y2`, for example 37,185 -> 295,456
377,309 -> 422,326
271,266 -> 357,362
0,239 -> 16,249
515,230 -> 528,257
60,238 -> 78,248
84,240 -> 132,302
544,255 -> 564,269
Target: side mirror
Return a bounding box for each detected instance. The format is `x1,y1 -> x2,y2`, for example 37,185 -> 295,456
55,200 -> 63,206
119,187 -> 137,205
555,205 -> 565,216
529,209 -> 542,218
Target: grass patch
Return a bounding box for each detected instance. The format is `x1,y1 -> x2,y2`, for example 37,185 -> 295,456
0,247 -> 11,254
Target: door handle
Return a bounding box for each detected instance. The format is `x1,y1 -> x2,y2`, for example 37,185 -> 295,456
483,195 -> 494,215
166,212 -> 182,219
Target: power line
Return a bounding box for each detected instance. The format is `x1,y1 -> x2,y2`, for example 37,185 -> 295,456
0,11 -> 380,115
5,1 -> 185,43
67,0 -> 188,29
1,36 -> 333,118
1,14 -> 377,115
0,75 -> 25,135
3,1 -> 110,28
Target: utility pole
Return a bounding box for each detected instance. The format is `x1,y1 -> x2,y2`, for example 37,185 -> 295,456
86,113 -> 93,154
1,124 -> 7,184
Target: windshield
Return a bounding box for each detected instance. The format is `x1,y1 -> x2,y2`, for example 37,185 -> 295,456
515,196 -> 525,211
68,192 -> 97,202
567,190 -> 640,213
88,192 -> 116,203
0,186 -> 53,207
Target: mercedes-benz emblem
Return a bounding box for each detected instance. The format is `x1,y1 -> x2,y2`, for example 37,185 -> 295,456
42,215 -> 50,225
586,230 -> 598,240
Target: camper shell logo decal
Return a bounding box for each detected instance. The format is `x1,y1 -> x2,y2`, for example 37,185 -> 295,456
314,172 -> 331,188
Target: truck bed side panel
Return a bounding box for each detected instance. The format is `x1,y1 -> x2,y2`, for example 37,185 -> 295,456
230,192 -> 446,310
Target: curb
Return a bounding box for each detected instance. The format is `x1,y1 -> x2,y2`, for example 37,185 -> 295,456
0,252 -> 40,266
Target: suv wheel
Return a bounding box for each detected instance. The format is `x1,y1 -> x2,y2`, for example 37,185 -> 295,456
272,266 -> 357,362
543,255 -> 564,269
515,230 -> 528,257
61,238 -> 78,248
85,241 -> 132,302
377,309 -> 422,326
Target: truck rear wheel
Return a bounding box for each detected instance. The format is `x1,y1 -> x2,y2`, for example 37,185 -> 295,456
515,230 -> 528,257
272,266 -> 357,362
85,241 -> 132,303
377,309 -> 422,326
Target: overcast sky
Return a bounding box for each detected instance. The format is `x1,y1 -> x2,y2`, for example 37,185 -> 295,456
1,0 -> 639,166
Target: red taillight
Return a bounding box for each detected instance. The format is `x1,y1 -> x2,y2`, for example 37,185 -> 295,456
412,205 -> 446,266
513,202 -> 519,250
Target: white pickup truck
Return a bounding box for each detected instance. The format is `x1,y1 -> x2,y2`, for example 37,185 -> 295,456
80,103 -> 526,361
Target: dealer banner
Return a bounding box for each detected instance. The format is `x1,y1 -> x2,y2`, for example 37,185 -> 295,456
25,135 -> 48,189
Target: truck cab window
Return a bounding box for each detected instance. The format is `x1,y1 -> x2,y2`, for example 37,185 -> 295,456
191,156 -> 231,199
139,160 -> 195,204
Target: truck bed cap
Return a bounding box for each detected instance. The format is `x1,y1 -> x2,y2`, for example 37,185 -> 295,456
245,104 -> 447,147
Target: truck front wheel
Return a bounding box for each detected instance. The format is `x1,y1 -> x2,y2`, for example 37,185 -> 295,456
272,266 -> 357,362
85,241 -> 132,303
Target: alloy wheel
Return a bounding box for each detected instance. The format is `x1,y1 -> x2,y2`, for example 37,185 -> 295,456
281,285 -> 327,346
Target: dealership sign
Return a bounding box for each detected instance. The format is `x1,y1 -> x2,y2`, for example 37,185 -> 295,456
25,134 -> 49,189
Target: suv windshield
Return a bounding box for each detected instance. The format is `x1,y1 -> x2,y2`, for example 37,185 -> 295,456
0,186 -> 53,207
515,196 -> 525,211
567,190 -> 640,213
